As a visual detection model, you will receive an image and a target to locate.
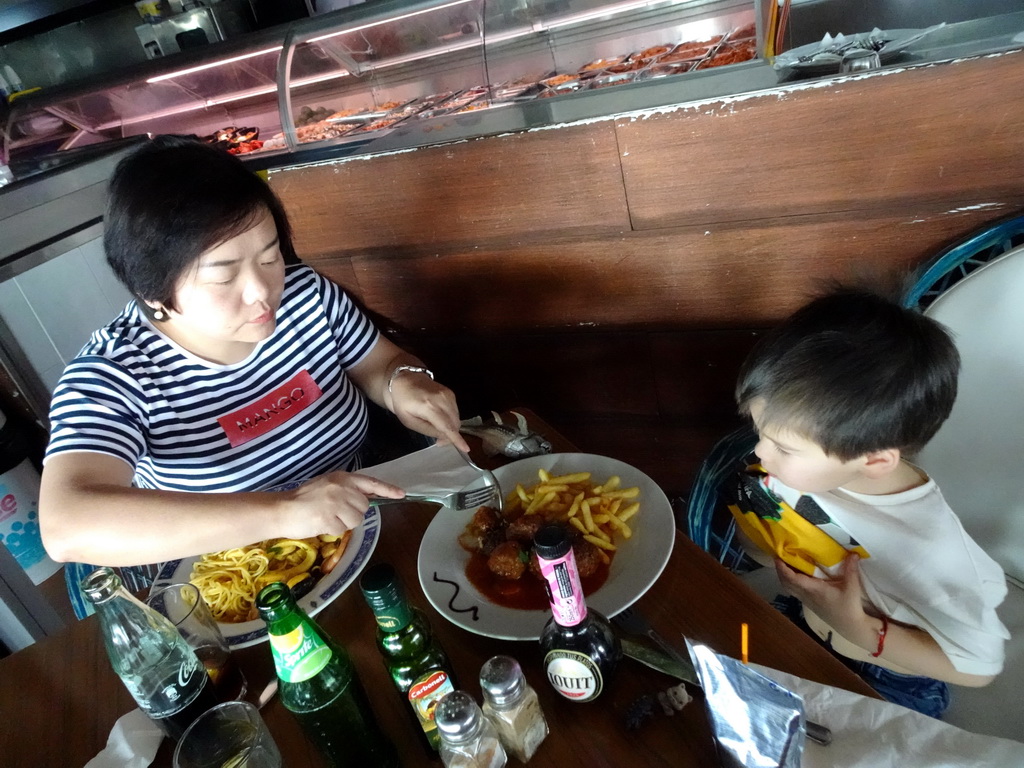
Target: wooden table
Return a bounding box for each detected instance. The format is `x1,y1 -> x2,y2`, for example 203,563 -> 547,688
0,411 -> 876,767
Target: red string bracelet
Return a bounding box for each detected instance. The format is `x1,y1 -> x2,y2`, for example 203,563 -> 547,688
871,615 -> 889,658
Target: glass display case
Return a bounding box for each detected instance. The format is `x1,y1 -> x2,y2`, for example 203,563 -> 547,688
4,0 -> 763,176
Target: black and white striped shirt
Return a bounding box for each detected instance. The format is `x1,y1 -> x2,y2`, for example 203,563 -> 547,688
46,265 -> 377,492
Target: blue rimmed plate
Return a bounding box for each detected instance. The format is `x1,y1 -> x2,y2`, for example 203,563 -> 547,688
152,506 -> 381,648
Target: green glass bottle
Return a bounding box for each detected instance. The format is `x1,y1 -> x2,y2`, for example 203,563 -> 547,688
359,563 -> 458,752
255,582 -> 399,768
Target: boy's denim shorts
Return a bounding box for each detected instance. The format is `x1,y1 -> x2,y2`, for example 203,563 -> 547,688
772,595 -> 951,719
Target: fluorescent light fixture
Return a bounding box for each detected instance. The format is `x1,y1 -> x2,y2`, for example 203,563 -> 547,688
309,0 -> 476,43
146,46 -> 281,83
544,0 -> 660,30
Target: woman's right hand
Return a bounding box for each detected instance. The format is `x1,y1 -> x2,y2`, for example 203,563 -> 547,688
281,471 -> 406,538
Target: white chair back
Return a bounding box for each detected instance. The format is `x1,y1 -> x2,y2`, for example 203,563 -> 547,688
914,244 -> 1024,741
916,244 -> 1024,585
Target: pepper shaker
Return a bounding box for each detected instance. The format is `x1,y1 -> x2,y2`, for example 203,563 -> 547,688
435,691 -> 507,768
480,656 -> 548,762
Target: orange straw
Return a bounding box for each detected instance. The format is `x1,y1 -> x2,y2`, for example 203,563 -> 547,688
741,623 -> 749,664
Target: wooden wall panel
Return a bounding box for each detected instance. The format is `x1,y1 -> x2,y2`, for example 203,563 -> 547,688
305,206 -> 1016,332
273,52 -> 1024,501
651,330 -> 762,421
378,331 -> 754,497
385,331 -> 659,418
271,122 -> 630,255
556,415 -> 739,505
616,50 -> 1024,229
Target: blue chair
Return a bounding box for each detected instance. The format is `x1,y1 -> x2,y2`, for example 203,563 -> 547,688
65,562 -> 159,618
685,425 -> 759,573
903,213 -> 1024,311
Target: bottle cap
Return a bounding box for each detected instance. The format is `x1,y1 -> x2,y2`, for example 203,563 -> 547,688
533,524 -> 570,560
80,567 -> 122,604
435,691 -> 482,743
359,562 -> 403,607
359,563 -> 414,631
479,655 -> 525,706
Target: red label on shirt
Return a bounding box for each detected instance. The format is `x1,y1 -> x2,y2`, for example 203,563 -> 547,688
217,369 -> 323,448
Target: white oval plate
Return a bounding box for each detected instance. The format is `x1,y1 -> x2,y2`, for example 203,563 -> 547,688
417,453 -> 675,641
152,506 -> 381,649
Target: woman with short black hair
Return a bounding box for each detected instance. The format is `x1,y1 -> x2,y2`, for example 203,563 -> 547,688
39,136 -> 468,571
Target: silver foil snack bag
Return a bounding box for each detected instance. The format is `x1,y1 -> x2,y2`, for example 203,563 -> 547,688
688,640 -> 805,768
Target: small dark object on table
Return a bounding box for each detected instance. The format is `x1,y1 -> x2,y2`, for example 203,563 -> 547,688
624,695 -> 657,730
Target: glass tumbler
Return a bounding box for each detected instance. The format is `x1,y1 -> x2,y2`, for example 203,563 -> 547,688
147,582 -> 247,701
174,700 -> 282,768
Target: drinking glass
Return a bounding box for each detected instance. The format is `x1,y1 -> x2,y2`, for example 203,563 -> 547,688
174,700 -> 282,768
147,582 -> 247,701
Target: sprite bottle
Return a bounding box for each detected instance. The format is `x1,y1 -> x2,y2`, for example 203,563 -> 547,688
255,582 -> 399,768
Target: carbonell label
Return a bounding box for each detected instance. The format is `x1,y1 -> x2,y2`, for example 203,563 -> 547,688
545,650 -> 602,701
409,670 -> 455,736
537,551 -> 587,627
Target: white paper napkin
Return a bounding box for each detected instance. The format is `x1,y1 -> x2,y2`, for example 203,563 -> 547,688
84,708 -> 164,768
752,665 -> 1024,767
357,443 -> 485,497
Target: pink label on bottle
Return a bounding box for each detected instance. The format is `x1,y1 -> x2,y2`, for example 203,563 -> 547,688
538,550 -> 587,626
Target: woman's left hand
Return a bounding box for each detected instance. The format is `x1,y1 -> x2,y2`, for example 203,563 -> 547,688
389,372 -> 470,452
348,337 -> 471,453
775,552 -> 875,648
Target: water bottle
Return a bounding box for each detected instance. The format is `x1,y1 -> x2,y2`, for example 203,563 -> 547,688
82,567 -> 219,741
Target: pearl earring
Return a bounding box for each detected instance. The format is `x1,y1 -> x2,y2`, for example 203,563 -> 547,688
152,307 -> 167,321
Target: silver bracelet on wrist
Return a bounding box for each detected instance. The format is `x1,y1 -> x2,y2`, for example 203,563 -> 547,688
387,365 -> 435,394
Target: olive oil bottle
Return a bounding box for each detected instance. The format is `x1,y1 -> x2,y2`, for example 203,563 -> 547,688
255,582 -> 399,768
360,563 -> 458,752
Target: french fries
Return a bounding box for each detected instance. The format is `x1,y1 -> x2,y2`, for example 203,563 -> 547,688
503,468 -> 641,563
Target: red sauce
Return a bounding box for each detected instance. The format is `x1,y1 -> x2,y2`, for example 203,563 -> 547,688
464,550 -> 612,611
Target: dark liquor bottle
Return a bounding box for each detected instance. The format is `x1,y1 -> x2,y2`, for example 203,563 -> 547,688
360,563 -> 458,752
534,525 -> 622,702
255,582 -> 399,768
81,567 -> 220,741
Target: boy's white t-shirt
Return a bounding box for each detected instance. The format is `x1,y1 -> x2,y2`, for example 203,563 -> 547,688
762,473 -> 1009,677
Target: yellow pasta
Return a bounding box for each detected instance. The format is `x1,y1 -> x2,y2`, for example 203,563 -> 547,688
190,535 -> 348,623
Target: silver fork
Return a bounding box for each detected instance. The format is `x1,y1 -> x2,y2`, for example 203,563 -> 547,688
368,452 -> 502,512
611,605 -> 832,746
458,450 -> 503,512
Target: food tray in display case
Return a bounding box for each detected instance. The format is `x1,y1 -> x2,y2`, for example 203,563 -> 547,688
5,0 -> 764,176
639,60 -> 696,80
589,71 -> 639,91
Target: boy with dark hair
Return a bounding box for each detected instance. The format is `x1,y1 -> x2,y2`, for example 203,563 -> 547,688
731,288 -> 1008,717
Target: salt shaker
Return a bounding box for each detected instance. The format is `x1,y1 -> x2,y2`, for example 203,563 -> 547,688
435,691 -> 507,768
480,655 -> 548,762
